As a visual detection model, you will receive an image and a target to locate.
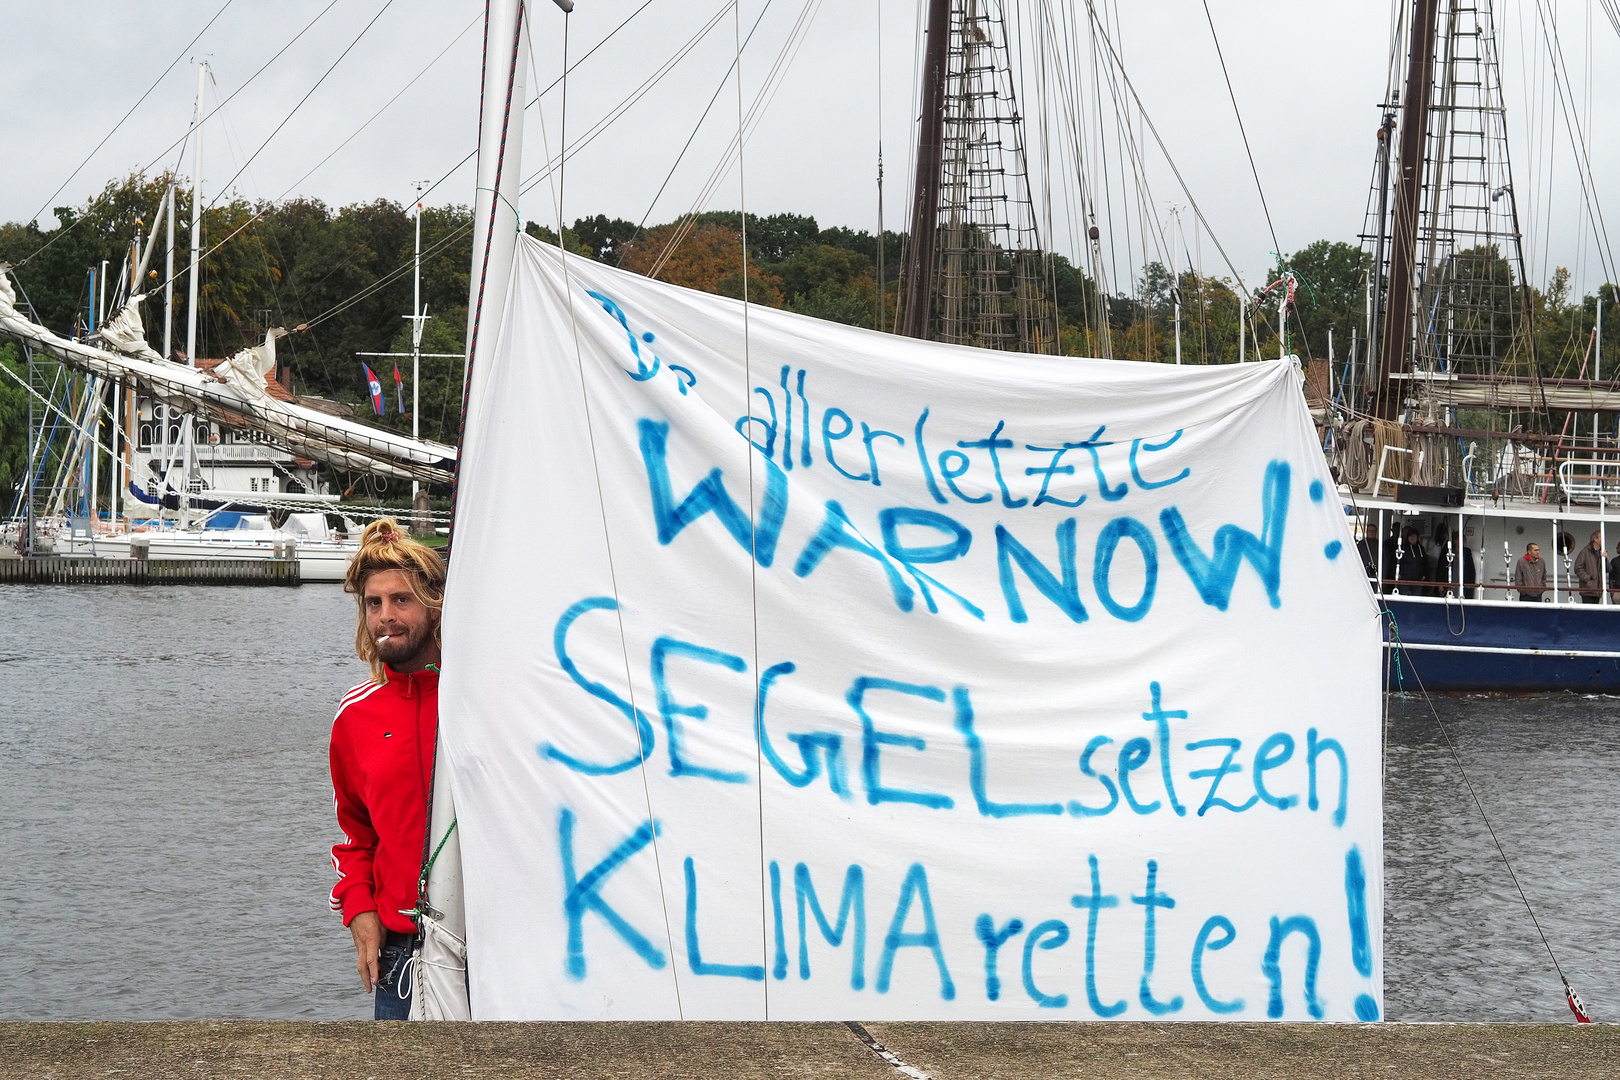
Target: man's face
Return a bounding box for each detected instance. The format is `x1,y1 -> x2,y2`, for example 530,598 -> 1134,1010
364,568 -> 439,671
1593,535 -> 1603,551
1528,544 -> 1541,561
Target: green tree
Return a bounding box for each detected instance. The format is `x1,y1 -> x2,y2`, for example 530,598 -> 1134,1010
1272,240 -> 1371,361
0,344 -> 27,510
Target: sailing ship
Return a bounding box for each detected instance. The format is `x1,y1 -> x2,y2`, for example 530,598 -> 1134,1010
0,66 -> 454,580
891,0 -> 1616,691
1322,0 -> 1619,691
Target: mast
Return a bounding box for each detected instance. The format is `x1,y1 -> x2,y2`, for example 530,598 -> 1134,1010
462,0 -> 532,408
421,0 -> 540,1023
1373,0 -> 1440,421
1170,208 -> 1181,365
899,0 -> 949,339
1367,111 -> 1395,387
411,188 -> 424,500
183,62 -> 208,520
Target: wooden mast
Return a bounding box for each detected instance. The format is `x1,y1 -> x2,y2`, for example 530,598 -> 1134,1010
899,0 -> 950,339
1373,0 -> 1441,421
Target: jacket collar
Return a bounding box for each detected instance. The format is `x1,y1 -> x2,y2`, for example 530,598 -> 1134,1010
384,664 -> 440,694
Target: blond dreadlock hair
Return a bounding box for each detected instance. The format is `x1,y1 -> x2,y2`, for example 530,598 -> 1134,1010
344,517 -> 447,683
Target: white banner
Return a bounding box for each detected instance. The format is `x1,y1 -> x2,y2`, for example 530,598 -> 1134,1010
440,237 -> 1382,1021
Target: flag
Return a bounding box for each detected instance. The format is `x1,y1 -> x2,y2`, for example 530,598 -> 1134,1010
362,363 -> 384,415
394,363 -> 405,415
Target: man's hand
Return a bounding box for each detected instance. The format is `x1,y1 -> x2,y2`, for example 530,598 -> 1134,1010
349,911 -> 384,993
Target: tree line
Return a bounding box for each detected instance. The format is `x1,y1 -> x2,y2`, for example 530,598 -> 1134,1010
2,172 -> 1615,509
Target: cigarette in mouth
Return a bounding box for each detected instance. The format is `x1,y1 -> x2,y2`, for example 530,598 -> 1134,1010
376,635 -> 392,643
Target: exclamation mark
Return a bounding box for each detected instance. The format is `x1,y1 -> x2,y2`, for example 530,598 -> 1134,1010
1345,845 -> 1380,1020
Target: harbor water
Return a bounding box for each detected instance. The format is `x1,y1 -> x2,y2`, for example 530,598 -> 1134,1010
1,586 -> 1614,1021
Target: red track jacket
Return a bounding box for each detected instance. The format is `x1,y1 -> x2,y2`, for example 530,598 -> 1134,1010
329,666 -> 438,935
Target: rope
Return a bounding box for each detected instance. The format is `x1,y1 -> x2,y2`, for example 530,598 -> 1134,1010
1198,0 -> 1279,264
729,0 -> 771,1019
21,0 -> 236,231
1382,608 -> 1590,1019
1339,418 -> 1408,493
644,0 -> 824,282
1080,0 -> 1252,302
615,0 -> 780,267
16,0 -> 343,270
207,0 -> 398,207
534,4 -> 685,1019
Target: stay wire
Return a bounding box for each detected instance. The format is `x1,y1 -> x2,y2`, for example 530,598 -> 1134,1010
207,0 -> 398,208
1382,611 -> 1579,999
24,0 -> 236,229
532,5 -> 685,1021
1083,0 -> 1251,302
15,0 -> 344,269
618,0 -> 779,263
519,3 -> 735,200
1199,0 -> 1280,262
726,0 -> 770,1014
141,13 -> 481,314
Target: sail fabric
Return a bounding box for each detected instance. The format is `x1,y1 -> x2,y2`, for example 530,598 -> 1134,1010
439,236 -> 1382,1021
0,270 -> 455,483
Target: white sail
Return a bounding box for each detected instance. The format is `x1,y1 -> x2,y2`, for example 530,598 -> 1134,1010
415,0 -> 532,1021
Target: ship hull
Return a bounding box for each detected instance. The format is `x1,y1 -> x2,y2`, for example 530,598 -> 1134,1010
1382,596 -> 1620,692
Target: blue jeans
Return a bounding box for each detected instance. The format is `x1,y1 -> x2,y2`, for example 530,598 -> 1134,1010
374,930 -> 415,1020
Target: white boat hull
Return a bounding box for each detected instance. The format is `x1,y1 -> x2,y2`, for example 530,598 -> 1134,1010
58,532 -> 356,582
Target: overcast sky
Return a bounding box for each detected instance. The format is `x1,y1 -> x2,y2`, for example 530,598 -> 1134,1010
1,0 -> 1614,293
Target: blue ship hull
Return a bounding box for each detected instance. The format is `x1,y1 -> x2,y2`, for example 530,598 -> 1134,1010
1382,597 -> 1620,692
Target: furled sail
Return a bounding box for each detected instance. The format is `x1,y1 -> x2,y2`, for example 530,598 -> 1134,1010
0,266 -> 456,484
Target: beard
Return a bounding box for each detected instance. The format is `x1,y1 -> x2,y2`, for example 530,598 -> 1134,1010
376,622 -> 434,668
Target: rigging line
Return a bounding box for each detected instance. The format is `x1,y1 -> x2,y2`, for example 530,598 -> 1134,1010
407,0 -> 663,212
523,0 -> 661,112
1530,0 -> 1617,287
530,7 -> 685,1018
1082,0 -> 1250,302
618,0 -> 780,263
646,0 -> 824,280
24,0 -> 236,228
298,227 -> 472,332
13,0 -> 343,270
1383,616 -> 1579,995
208,0 -> 399,209
729,0 -> 770,1017
1603,0 -> 1620,40
1199,0 -> 1279,261
518,2 -> 735,197
147,10 -> 482,305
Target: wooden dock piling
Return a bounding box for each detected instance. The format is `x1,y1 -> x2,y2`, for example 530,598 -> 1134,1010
0,557 -> 301,586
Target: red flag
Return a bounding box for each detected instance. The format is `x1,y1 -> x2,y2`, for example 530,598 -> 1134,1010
394,363 -> 405,414
361,363 -> 384,415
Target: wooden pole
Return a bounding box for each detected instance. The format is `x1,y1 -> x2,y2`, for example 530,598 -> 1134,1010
1374,0 -> 1441,421
899,0 -> 951,340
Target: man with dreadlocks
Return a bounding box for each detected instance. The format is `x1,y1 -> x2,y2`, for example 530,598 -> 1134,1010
329,518 -> 446,1019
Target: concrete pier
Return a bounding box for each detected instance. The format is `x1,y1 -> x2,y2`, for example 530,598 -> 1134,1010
0,1021 -> 1611,1079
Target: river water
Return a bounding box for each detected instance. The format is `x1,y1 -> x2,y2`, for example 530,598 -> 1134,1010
1,586 -> 1614,1021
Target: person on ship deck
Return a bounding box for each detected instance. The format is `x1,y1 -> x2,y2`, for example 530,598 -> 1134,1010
1574,531 -> 1606,604
1513,542 -> 1547,603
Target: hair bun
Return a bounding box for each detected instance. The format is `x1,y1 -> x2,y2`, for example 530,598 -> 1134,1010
360,517 -> 403,548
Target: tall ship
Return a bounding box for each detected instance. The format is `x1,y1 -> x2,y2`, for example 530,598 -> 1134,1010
1322,0 -> 1618,690
892,0 -> 1616,691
